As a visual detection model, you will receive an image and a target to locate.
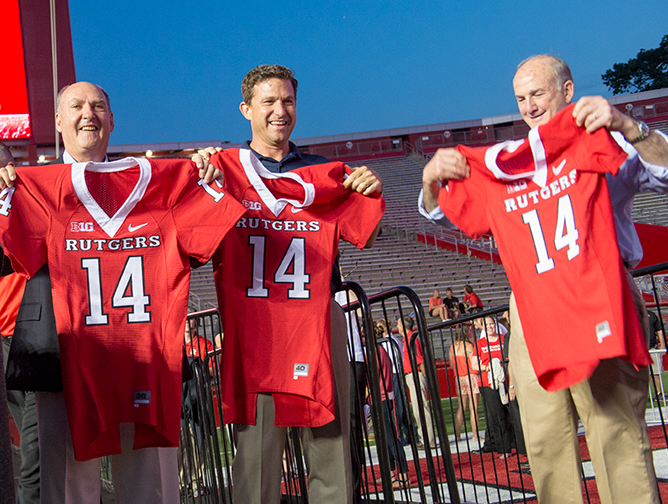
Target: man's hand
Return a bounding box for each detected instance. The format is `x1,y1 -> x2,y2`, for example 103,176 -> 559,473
422,148 -> 470,213
0,163 -> 17,190
573,96 -> 636,137
509,387 -> 516,402
344,166 -> 382,196
423,148 -> 470,184
193,146 -> 223,184
574,96 -> 668,167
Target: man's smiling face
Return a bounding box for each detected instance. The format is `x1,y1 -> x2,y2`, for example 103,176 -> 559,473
241,78 -> 296,159
513,57 -> 573,129
56,82 -> 114,162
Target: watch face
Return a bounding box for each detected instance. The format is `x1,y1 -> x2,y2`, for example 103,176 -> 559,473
632,121 -> 650,144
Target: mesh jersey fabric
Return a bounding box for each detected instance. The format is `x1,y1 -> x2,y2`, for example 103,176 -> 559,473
0,157 -> 245,460
211,148 -> 384,427
437,104 -> 651,391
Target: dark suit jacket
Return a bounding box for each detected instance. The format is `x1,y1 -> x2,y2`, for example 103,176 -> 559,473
3,156 -> 63,391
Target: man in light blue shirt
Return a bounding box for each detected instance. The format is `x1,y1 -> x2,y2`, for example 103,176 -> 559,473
419,54 -> 668,504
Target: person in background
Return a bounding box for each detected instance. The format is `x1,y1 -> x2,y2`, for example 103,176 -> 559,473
397,316 -> 435,450
428,289 -> 449,322
471,317 -> 514,457
0,143 -> 29,503
443,287 -> 464,319
372,325 -> 409,489
449,325 -> 481,444
377,319 -> 410,445
647,307 -> 666,398
463,285 -> 483,313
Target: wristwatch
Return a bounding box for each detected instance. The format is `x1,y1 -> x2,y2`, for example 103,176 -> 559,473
630,120 -> 650,145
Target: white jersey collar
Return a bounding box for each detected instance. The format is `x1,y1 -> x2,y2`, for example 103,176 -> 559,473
483,126 -> 549,188
71,157 -> 152,238
239,149 -> 315,217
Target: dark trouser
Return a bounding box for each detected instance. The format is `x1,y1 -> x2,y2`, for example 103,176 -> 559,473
392,373 -> 410,443
3,337 -> 39,504
508,398 -> 526,455
382,400 -> 408,473
350,362 -> 367,504
480,386 -> 514,454
1,338 -> 16,504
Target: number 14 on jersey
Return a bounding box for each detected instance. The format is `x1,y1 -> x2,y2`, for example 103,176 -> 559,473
522,194 -> 580,274
247,236 -> 311,299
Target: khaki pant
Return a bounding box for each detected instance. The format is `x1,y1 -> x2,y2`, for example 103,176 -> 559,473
232,301 -> 352,504
36,391 -> 179,504
508,272 -> 658,504
405,370 -> 435,447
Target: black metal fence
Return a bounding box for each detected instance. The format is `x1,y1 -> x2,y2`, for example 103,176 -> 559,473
110,262 -> 668,503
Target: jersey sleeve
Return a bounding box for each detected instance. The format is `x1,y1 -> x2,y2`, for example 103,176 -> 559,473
166,160 -> 246,262
570,124 -> 628,176
0,167 -> 51,278
336,191 -> 384,249
320,165 -> 385,249
437,149 -> 492,239
545,104 -> 628,176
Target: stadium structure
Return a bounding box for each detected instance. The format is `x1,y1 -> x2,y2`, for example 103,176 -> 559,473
4,1 -> 668,502
2,1 -> 668,319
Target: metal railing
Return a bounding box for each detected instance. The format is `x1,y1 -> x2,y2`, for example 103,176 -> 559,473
98,262 -> 668,502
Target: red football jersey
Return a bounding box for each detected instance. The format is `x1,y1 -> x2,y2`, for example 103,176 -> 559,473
0,272 -> 26,338
402,329 -> 424,374
0,157 -> 245,460
438,105 -> 650,391
476,336 -> 504,388
211,149 -> 384,427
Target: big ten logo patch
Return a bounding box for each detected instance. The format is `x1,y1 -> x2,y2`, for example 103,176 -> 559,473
71,222 -> 94,232
293,363 -> 309,380
242,200 -> 262,211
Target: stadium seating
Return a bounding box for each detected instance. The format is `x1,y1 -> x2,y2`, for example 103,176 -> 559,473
188,111 -> 668,313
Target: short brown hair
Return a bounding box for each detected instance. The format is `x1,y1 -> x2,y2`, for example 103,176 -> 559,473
241,65 -> 298,105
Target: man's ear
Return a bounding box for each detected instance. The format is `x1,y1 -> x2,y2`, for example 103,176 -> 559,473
563,80 -> 574,104
239,101 -> 252,120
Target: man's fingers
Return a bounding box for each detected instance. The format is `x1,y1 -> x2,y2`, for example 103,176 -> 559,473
344,166 -> 382,195
0,164 -> 17,189
201,166 -> 221,184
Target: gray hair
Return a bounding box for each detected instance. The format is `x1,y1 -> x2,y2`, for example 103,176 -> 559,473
515,54 -> 573,91
56,83 -> 111,114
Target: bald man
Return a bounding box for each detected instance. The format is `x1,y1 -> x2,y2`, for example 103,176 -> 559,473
1,83 -> 179,504
419,55 -> 668,504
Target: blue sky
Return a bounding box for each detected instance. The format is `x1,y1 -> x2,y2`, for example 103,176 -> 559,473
68,0 -> 668,146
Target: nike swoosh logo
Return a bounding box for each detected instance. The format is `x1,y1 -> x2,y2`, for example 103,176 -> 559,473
128,223 -> 148,232
552,159 -> 566,176
291,207 -> 304,213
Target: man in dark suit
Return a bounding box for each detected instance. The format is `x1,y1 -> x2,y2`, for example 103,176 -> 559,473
0,142 -> 18,504
1,141 -> 40,504
1,82 -> 179,504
